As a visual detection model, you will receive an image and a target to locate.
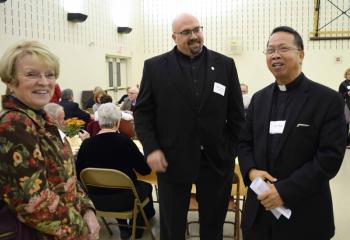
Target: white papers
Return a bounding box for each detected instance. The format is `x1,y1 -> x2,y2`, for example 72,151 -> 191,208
121,111 -> 134,121
250,177 -> 292,219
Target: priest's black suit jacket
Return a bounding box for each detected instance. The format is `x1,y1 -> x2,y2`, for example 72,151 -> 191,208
238,74 -> 346,240
134,46 -> 244,182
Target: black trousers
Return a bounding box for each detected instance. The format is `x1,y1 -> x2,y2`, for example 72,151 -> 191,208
157,159 -> 233,240
243,206 -> 331,240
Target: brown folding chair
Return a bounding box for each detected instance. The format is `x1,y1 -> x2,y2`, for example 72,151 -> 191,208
186,172 -> 242,240
80,168 -> 155,240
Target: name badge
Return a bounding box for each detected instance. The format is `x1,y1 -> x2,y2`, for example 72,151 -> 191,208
269,121 -> 286,134
347,86 -> 350,90
213,82 -> 226,96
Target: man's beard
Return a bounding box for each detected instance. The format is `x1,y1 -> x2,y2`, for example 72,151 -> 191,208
189,40 -> 202,55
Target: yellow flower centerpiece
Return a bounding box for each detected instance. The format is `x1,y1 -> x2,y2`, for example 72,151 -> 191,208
63,117 -> 85,137
63,118 -> 85,154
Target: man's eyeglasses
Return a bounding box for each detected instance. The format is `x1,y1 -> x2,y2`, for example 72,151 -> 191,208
263,46 -> 300,55
173,26 -> 203,36
17,71 -> 56,81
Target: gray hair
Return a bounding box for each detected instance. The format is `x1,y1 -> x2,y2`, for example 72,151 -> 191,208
98,103 -> 121,128
44,103 -> 64,119
61,89 -> 73,101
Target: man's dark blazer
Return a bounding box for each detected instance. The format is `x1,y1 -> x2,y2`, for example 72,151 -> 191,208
238,74 -> 346,239
59,99 -> 91,124
120,98 -> 135,112
134,46 -> 244,182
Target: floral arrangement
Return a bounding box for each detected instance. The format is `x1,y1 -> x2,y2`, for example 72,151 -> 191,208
63,118 -> 85,137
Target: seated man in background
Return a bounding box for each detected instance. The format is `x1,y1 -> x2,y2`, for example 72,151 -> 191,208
44,102 -> 90,141
121,86 -> 139,113
59,88 -> 92,128
240,83 -> 251,117
76,103 -> 155,239
117,87 -> 129,105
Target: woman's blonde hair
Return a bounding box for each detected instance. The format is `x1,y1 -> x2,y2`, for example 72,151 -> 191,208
93,89 -> 106,103
0,41 -> 60,86
344,68 -> 350,79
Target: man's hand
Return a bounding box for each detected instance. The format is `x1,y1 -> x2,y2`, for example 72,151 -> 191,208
248,168 -> 277,183
147,149 -> 168,172
83,209 -> 100,240
258,183 -> 284,210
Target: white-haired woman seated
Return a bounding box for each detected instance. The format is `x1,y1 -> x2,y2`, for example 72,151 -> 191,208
76,103 -> 155,239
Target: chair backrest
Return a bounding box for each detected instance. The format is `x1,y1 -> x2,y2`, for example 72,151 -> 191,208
80,168 -> 140,199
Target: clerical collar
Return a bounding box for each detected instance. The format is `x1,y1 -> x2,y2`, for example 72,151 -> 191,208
275,73 -> 303,92
175,47 -> 204,61
278,85 -> 287,91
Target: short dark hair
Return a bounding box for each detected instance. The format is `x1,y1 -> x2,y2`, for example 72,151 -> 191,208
100,94 -> 113,104
61,89 -> 73,100
269,26 -> 304,50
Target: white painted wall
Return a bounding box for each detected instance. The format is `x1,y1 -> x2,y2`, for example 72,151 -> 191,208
0,0 -> 349,99
0,0 -> 139,104
140,0 -> 350,94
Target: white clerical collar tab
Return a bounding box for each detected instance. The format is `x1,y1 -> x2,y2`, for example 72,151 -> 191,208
278,84 -> 287,91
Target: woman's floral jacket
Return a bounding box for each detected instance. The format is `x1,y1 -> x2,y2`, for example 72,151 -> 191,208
0,96 -> 95,239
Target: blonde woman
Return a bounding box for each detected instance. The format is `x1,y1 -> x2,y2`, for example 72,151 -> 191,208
0,41 -> 100,239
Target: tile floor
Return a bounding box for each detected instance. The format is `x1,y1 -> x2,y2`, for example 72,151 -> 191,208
99,150 -> 350,240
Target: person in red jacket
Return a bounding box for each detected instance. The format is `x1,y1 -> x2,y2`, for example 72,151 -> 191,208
50,83 -> 61,103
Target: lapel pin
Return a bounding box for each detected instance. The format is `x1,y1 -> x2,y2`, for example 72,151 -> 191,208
211,66 -> 215,70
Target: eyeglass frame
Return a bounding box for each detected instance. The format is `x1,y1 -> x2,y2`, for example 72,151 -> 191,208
16,71 -> 57,81
173,26 -> 203,36
263,46 -> 301,55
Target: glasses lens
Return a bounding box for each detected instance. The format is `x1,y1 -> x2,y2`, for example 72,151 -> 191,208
179,27 -> 203,36
181,30 -> 191,36
193,27 -> 200,33
264,49 -> 274,55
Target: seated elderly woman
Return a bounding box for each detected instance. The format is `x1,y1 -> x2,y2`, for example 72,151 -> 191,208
0,41 -> 99,239
87,95 -> 136,138
76,102 -> 155,239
